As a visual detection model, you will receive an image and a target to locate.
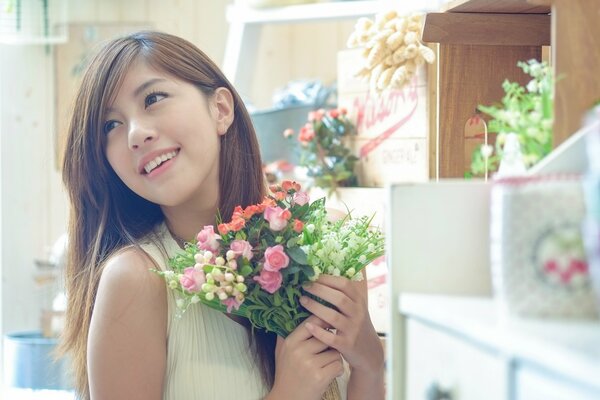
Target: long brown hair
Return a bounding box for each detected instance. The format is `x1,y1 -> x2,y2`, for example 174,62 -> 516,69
59,31 -> 275,399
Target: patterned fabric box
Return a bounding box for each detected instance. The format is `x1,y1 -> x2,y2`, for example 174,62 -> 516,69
490,175 -> 598,319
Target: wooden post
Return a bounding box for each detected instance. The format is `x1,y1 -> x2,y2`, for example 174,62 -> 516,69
552,0 -> 600,146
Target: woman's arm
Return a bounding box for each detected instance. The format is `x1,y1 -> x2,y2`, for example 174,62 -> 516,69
300,274 -> 385,400
87,248 -> 167,400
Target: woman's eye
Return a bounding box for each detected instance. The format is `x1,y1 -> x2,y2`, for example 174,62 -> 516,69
145,92 -> 167,108
103,120 -> 120,135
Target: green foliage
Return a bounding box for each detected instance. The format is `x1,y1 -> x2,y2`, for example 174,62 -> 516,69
470,59 -> 554,176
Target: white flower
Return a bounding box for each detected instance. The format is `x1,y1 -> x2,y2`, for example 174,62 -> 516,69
480,144 -> 494,159
169,280 -> 179,289
191,295 -> 200,304
205,292 -> 215,301
176,299 -> 185,309
215,257 -> 225,266
526,79 -> 538,93
358,255 -> 367,264
306,224 -> 315,233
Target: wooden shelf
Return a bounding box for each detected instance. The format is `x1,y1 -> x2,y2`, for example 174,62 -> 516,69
424,0 -> 599,178
423,12 -> 550,45
226,0 -> 380,24
222,1 -> 379,99
441,0 -> 550,13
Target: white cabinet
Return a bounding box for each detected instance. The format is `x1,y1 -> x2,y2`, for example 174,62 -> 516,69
399,294 -> 600,400
222,1 -> 380,99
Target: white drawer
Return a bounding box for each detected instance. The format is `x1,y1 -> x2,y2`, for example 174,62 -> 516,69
406,318 -> 508,400
515,363 -> 600,400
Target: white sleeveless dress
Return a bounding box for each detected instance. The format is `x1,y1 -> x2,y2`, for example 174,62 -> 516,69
140,223 -> 268,400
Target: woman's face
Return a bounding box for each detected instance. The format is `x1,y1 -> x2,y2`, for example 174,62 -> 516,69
103,60 -> 232,210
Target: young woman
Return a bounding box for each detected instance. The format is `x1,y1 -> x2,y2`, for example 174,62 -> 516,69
59,31 -> 384,400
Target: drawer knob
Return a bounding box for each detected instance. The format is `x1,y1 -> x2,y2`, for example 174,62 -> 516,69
426,382 -> 453,400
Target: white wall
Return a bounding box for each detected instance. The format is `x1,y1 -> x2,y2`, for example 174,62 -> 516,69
0,42 -> 69,382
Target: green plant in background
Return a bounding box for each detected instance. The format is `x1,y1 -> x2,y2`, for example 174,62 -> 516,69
470,59 -> 554,176
285,107 -> 358,192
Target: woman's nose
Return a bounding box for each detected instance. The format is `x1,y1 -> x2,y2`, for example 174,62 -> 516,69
128,120 -> 157,150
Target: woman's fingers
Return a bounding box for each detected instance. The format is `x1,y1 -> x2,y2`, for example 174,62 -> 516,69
301,281 -> 355,316
300,294 -> 349,332
286,314 -> 331,344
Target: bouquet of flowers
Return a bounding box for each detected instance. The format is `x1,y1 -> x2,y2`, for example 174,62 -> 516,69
284,108 -> 359,193
153,180 -> 384,338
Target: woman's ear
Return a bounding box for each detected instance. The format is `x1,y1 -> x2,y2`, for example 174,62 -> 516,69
213,87 -> 235,136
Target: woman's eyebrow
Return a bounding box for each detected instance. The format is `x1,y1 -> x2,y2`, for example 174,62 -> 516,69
133,78 -> 167,97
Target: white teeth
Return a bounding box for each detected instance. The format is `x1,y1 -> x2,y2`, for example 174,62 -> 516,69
144,150 -> 177,174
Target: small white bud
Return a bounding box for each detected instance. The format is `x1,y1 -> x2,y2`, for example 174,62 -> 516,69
226,250 -> 236,260
191,295 -> 200,304
176,299 -> 185,309
236,275 -> 245,283
205,292 -> 215,301
194,254 -> 204,263
225,273 -> 235,282
215,257 -> 225,266
218,291 -> 228,301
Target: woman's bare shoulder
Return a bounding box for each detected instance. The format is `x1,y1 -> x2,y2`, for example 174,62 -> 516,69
95,246 -> 167,321
88,247 -> 167,399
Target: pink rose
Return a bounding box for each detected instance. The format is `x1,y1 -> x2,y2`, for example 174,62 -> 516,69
230,240 -> 253,261
264,206 -> 291,231
196,225 -> 220,252
179,267 -> 206,293
263,245 -> 290,272
253,269 -> 283,294
292,191 -> 309,206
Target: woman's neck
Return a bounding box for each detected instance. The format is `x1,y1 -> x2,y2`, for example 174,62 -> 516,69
161,205 -> 218,243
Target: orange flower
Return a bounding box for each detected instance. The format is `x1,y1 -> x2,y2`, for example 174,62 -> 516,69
243,205 -> 260,219
229,217 -> 246,232
232,205 -> 244,219
293,219 -> 304,233
218,223 -> 230,235
281,180 -> 301,192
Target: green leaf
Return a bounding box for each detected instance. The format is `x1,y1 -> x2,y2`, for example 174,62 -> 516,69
287,246 -> 308,265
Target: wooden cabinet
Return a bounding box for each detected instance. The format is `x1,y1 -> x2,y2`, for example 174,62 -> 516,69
422,0 -> 600,178
422,0 -> 551,178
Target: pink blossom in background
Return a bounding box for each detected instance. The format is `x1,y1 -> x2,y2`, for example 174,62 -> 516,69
292,191 -> 309,206
253,269 -> 283,294
196,225 -> 221,252
264,206 -> 291,231
298,123 -> 315,144
180,267 -> 206,293
230,239 -> 253,261
263,245 -> 289,272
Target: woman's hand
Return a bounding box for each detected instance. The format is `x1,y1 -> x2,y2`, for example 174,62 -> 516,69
266,315 -> 345,400
300,274 -> 385,399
